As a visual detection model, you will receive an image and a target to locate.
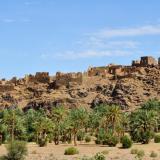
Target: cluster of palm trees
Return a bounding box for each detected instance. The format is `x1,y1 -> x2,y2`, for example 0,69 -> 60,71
0,99 -> 160,146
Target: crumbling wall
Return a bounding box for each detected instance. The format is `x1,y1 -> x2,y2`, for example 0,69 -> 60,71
35,72 -> 50,83
25,74 -> 36,84
25,72 -> 50,84
132,60 -> 141,67
55,72 -> 82,87
140,56 -> 157,66
108,65 -> 123,75
88,67 -> 108,77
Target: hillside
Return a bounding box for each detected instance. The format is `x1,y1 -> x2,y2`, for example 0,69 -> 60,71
0,56 -> 160,111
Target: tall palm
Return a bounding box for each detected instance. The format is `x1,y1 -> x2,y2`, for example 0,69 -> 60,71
49,106 -> 67,145
0,108 -> 25,142
69,107 -> 88,146
102,105 -> 122,135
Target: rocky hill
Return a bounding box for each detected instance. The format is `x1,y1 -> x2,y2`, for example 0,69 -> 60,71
0,56 -> 160,111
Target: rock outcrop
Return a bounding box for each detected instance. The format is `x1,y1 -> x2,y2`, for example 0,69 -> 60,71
0,56 -> 160,111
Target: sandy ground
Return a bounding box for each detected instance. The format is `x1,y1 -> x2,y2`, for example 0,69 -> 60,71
0,141 -> 160,160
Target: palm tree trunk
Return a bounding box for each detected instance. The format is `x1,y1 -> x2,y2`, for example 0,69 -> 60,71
73,129 -> 77,146
11,116 -> 15,142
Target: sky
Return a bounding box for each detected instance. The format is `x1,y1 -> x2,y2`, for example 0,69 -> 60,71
0,0 -> 160,79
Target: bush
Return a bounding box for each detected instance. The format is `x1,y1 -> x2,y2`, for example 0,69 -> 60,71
154,134 -> 160,143
64,147 -> 79,155
77,131 -> 85,141
150,151 -> 158,158
105,134 -> 119,147
94,152 -> 106,160
96,128 -> 106,143
120,135 -> 132,148
136,150 -> 145,160
38,138 -> 47,147
102,140 -> 108,145
130,148 -> 138,154
0,141 -> 27,160
85,136 -> 91,143
141,131 -> 154,144
95,139 -> 101,145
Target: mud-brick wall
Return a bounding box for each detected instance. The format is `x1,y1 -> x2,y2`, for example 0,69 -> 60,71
140,56 -> 157,66
35,72 -> 50,83
55,72 -> 83,87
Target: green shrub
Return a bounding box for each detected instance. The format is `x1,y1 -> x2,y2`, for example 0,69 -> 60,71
77,131 -> 85,141
150,151 -> 158,158
141,131 -> 154,144
64,147 -> 79,155
102,140 -> 108,145
130,148 -> 138,154
154,134 -> 160,143
95,139 -> 101,144
120,135 -> 132,148
0,141 -> 27,160
85,136 -> 91,143
136,150 -> 145,160
94,152 -> 106,160
38,138 -> 47,147
96,128 -> 106,143
105,134 -> 119,147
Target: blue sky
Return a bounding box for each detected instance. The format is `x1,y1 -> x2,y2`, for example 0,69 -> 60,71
0,0 -> 160,79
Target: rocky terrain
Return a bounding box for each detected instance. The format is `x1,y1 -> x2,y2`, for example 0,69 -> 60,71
0,65 -> 160,111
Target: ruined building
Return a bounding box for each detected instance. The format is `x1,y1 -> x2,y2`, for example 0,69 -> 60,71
87,66 -> 108,77
88,56 -> 159,78
25,72 -> 50,84
55,72 -> 83,88
132,56 -> 157,67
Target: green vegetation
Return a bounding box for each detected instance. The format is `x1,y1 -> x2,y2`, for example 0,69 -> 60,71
0,99 -> 159,158
135,150 -> 145,160
0,140 -> 27,160
94,152 -> 105,160
104,133 -> 119,147
64,147 -> 79,155
85,135 -> 91,143
80,152 -> 106,160
154,134 -> 160,143
120,135 -> 132,148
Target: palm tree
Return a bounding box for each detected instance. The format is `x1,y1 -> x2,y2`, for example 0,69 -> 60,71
69,107 -> 88,146
0,108 -> 25,142
130,109 -> 158,144
101,105 -> 122,135
33,116 -> 54,144
141,99 -> 160,111
49,106 -> 67,145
